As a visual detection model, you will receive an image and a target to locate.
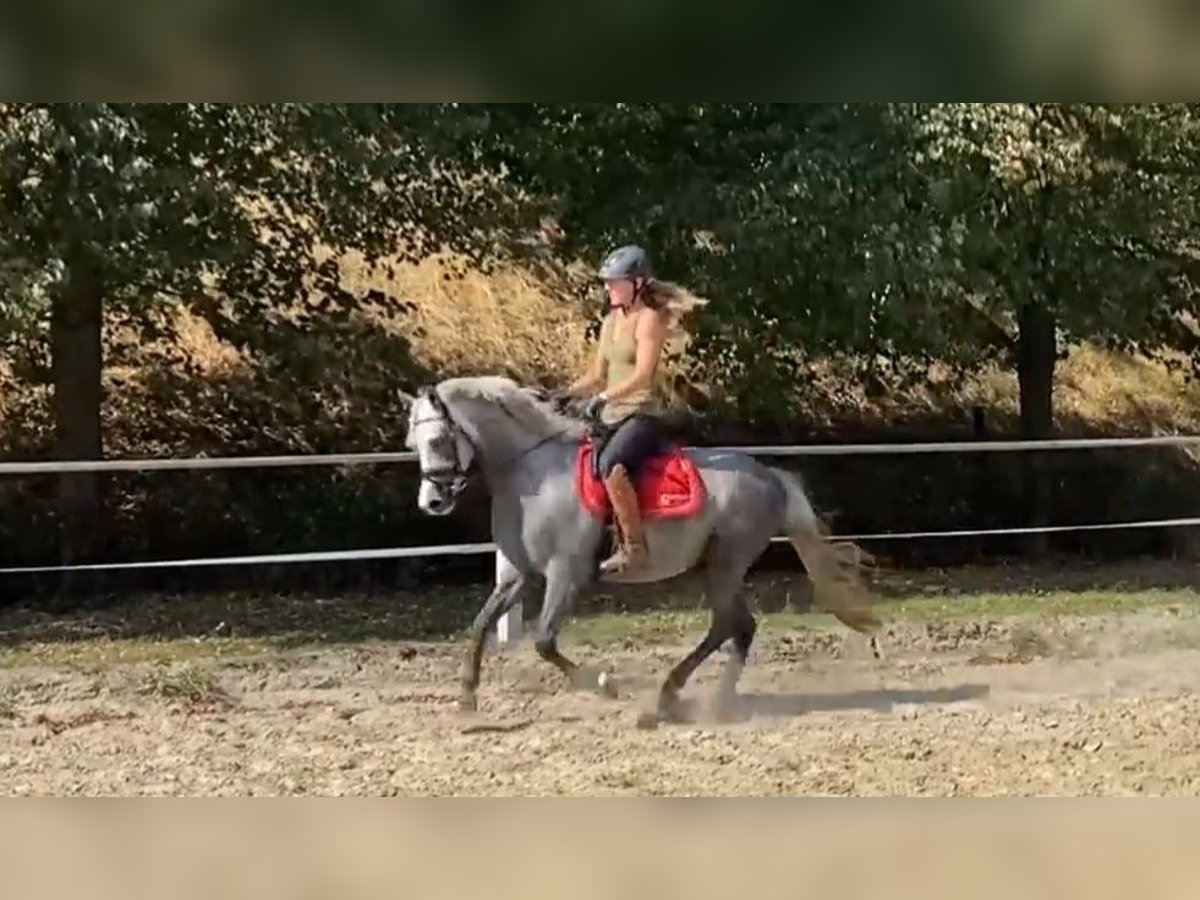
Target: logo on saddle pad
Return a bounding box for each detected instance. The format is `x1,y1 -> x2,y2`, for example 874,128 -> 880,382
574,440 -> 706,520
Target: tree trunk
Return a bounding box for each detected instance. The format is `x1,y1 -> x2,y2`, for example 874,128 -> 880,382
1017,300 -> 1056,557
51,253 -> 105,581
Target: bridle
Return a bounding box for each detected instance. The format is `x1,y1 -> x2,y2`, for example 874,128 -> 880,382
409,386 -> 477,500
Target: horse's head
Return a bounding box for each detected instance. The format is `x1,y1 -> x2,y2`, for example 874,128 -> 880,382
399,385 -> 477,516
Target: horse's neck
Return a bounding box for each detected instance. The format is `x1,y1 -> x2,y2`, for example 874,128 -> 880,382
489,438 -> 575,520
453,396 -> 567,476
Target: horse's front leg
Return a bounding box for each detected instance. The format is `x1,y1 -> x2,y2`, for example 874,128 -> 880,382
532,557 -> 618,699
458,551 -> 527,713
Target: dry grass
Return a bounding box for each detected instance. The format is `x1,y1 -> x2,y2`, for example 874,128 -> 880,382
1056,346 -> 1200,433
343,250 -> 1200,432
321,250 -> 1200,431
338,249 -> 593,382
763,345 -> 1200,433
0,684 -> 17,720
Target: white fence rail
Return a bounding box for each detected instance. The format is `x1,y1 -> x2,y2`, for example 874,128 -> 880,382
2,433 -> 1200,475
3,434 -> 1199,644
4,516 -> 1200,578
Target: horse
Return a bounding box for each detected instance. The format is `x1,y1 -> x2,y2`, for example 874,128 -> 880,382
398,375 -> 882,729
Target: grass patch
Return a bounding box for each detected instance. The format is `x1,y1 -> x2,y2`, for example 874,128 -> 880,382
2,568 -> 1199,670
0,636 -> 275,671
0,686 -> 17,720
569,587 -> 1200,647
879,587 -> 1200,621
138,662 -> 235,707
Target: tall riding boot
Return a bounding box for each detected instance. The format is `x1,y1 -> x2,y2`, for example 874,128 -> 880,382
600,464 -> 648,575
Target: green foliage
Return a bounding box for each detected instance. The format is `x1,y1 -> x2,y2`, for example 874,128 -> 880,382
904,103 -> 1200,360
429,103 -> 933,422
428,103 -> 1200,423
0,103 -> 530,363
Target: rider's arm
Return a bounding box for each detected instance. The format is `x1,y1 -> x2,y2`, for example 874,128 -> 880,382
600,308 -> 668,403
567,315 -> 611,397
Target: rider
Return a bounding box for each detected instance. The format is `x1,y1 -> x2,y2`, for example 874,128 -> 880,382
561,244 -> 672,576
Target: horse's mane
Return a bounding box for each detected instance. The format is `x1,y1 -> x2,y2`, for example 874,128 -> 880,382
437,376 -> 590,442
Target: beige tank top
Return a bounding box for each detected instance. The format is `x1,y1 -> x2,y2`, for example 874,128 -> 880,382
599,310 -> 662,425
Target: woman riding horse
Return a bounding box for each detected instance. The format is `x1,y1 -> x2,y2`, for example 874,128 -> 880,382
559,244 -> 678,577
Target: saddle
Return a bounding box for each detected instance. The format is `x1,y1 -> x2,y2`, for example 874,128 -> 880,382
574,436 -> 706,521
531,387 -> 706,520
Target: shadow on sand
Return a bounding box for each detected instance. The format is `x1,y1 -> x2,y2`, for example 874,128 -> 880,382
735,682 -> 991,719
649,682 -> 992,727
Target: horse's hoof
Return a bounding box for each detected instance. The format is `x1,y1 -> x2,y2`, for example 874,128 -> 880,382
711,694 -> 743,724
657,691 -> 692,725
458,692 -> 478,714
597,670 -> 620,699
869,634 -> 886,661
636,710 -> 660,730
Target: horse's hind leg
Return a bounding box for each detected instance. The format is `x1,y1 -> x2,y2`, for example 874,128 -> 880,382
637,622 -> 728,729
638,556 -> 750,729
714,593 -> 756,722
638,540 -> 758,729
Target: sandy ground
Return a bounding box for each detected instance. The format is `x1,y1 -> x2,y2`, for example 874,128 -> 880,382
3,598 -> 1200,796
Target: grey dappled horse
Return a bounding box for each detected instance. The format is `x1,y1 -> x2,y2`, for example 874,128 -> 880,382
399,375 -> 881,728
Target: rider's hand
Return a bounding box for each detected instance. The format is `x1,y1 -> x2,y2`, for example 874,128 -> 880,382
582,395 -> 607,420
565,395 -> 595,418
546,387 -> 573,407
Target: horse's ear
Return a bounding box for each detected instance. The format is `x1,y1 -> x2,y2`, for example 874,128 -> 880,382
396,388 -> 416,409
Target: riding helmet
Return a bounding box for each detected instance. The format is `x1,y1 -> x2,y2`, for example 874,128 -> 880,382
598,244 -> 653,281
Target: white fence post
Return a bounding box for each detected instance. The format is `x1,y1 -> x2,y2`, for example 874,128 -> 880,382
494,550 -> 522,645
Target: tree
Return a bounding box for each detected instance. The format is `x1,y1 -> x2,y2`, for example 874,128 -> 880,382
0,103 -> 530,565
905,104 -> 1200,435
10,103 -> 1194,568
899,103 -> 1200,543
438,103 -> 1200,430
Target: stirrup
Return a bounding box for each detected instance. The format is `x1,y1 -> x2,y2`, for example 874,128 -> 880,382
600,537 -> 647,574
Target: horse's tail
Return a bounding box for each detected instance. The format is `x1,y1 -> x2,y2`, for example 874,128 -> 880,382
770,466 -> 883,652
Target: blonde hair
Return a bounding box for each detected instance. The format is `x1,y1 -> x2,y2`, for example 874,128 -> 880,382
640,279 -> 709,341
639,279 -> 711,409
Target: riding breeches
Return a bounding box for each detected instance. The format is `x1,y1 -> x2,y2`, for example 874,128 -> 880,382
594,414 -> 666,480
